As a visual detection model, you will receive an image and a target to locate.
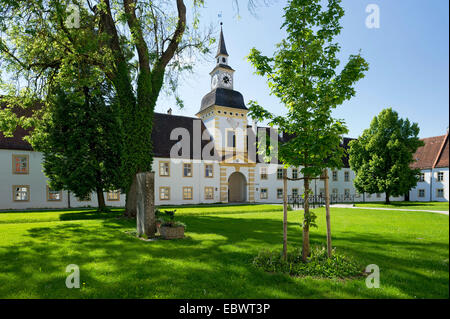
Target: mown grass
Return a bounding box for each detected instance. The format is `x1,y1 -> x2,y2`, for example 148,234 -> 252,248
355,201 -> 449,211
0,204 -> 448,299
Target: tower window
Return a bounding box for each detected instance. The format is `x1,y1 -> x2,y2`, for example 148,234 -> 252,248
222,57 -> 226,63
227,130 -> 236,148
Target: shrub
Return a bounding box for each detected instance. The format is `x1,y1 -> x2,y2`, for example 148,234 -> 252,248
253,246 -> 362,279
157,210 -> 186,229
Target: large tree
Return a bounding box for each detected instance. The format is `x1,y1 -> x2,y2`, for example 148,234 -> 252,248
247,0 -> 369,261
31,82 -> 124,211
349,108 -> 424,204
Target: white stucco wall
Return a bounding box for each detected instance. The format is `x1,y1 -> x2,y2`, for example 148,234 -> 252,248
409,168 -> 449,202
0,149 -> 125,210
153,158 -> 220,206
0,147 -> 439,211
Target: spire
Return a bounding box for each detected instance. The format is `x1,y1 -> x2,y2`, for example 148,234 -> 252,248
216,23 -> 229,57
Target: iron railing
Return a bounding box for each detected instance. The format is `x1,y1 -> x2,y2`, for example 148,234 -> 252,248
287,194 -> 356,209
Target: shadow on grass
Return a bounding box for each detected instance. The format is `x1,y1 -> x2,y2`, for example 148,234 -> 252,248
0,214 -> 448,299
58,210 -> 124,221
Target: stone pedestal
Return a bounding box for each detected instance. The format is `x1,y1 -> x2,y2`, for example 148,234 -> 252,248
136,172 -> 156,237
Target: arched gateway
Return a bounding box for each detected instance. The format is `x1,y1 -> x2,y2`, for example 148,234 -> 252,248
228,172 -> 247,202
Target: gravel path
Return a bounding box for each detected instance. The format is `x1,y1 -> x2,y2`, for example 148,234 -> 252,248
329,204 -> 449,215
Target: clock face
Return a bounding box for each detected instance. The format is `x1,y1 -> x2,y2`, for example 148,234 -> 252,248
211,74 -> 219,88
220,72 -> 232,88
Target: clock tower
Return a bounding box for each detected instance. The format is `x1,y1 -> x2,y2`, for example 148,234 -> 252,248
196,24 -> 249,154
210,24 -> 235,90
196,25 -> 256,204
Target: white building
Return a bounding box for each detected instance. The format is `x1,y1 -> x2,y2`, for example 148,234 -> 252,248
1,28 -> 434,210
409,133 -> 449,202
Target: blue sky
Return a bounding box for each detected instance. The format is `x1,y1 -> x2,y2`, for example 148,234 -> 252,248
156,0 -> 449,139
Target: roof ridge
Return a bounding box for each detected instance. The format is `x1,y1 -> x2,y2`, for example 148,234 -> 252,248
154,112 -> 199,120
420,134 -> 446,141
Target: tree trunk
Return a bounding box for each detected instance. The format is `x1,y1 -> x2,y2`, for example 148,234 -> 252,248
96,187 -> 106,211
302,177 -> 311,262
385,192 -> 391,204
282,168 -> 288,261
323,169 -> 332,258
125,174 -> 138,218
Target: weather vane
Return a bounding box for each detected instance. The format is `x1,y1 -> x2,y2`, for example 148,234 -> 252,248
218,11 -> 223,25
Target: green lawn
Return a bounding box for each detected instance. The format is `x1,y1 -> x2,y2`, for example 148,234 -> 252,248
0,204 -> 448,299
355,201 -> 449,211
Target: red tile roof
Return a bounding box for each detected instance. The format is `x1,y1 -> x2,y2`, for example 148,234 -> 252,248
434,134 -> 449,168
410,134 -> 449,170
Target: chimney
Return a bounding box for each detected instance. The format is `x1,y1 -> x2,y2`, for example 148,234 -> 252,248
167,108 -> 172,115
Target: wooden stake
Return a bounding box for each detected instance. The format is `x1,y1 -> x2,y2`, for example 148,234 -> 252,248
323,169 -> 332,258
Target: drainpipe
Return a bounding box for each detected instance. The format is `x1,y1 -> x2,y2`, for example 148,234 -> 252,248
429,168 -> 433,202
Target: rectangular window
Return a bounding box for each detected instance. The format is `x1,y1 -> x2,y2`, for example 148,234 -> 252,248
376,193 -> 381,198
344,189 -> 350,197
332,171 -> 338,181
205,164 -> 214,178
292,168 -> 298,179
12,154 -> 29,174
183,187 -> 193,200
227,130 -> 236,148
332,189 -> 338,199
367,193 -> 372,198
77,194 -> 91,202
13,185 -> 30,201
107,190 -> 120,201
205,187 -> 214,200
277,168 -> 283,180
260,188 -> 268,199
47,186 -> 62,201
419,173 -> 425,182
277,188 -> 283,199
344,171 -> 350,182
183,163 -> 192,177
260,167 -> 268,180
159,187 -> 170,200
437,189 -> 444,198
159,161 -> 170,176
292,188 -> 298,197
437,172 -> 444,182
418,189 -> 425,198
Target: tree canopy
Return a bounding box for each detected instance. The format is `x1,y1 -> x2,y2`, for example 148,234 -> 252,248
349,108 -> 424,204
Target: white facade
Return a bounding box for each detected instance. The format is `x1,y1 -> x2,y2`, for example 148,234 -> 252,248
1,146 -> 406,210
0,149 -> 126,210
409,168 -> 449,202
